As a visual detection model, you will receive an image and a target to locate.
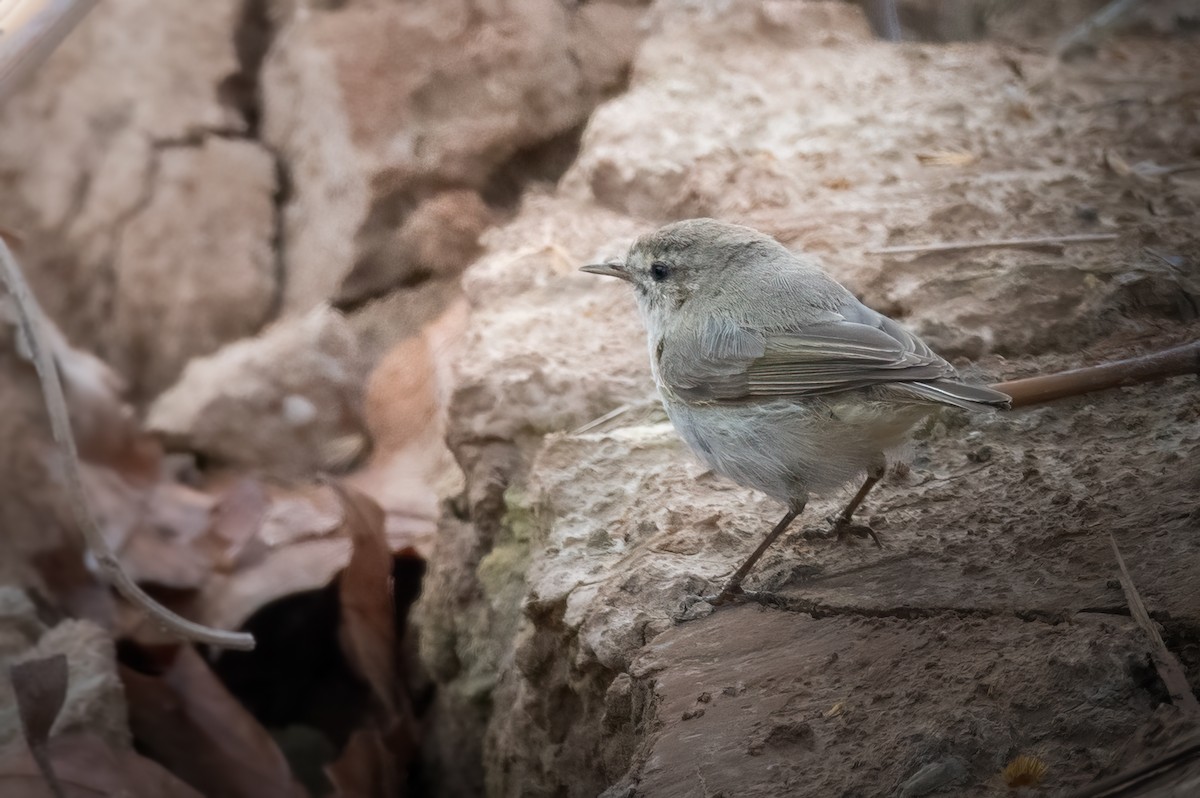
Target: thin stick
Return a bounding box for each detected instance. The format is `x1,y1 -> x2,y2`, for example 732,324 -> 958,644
991,341 -> 1199,409
0,0 -> 99,103
1107,533 -> 1198,715
571,403 -> 632,436
866,233 -> 1119,256
0,239 -> 255,650
1055,0 -> 1142,59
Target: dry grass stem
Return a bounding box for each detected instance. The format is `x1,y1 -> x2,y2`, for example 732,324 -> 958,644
0,238 -> 255,650
992,341 -> 1200,409
866,233 -> 1119,256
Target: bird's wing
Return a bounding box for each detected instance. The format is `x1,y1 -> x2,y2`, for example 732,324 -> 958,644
659,299 -> 963,403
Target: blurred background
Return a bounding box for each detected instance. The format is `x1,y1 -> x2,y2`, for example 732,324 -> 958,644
0,1 -> 1198,796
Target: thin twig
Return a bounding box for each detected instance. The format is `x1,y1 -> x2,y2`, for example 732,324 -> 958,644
1108,533 -> 1198,715
991,340 -> 1200,409
0,0 -> 99,103
866,233 -> 1119,256
570,403 -> 633,436
1055,0 -> 1142,59
0,239 -> 254,650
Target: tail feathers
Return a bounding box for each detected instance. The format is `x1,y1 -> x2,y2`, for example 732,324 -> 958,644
898,380 -> 1013,411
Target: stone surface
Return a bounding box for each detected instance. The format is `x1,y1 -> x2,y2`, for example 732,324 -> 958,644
111,136 -> 277,395
0,0 -> 279,397
417,1 -> 1200,795
618,607 -> 1149,797
0,617 -> 129,752
147,307 -> 367,478
261,0 -> 647,316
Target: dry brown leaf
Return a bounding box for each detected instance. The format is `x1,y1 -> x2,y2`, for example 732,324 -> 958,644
193,538 -> 351,632
327,483 -> 425,797
9,654 -> 69,798
209,477 -> 270,570
120,645 -> 306,798
326,727 -> 399,798
102,479 -> 215,591
915,150 -> 977,167
332,483 -> 396,715
0,732 -> 203,798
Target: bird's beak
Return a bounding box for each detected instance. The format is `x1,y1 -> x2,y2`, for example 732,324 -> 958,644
580,262 -> 632,281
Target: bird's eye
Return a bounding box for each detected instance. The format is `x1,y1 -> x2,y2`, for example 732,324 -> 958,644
650,261 -> 671,281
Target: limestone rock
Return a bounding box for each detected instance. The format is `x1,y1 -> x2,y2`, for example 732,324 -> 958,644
147,307 -> 366,478
112,136 -> 277,395
0,616 -> 129,752
419,1 -> 1200,794
261,0 -> 647,315
0,0 -> 278,397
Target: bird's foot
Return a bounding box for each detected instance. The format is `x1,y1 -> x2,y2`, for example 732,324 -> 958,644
803,517 -> 883,548
675,584 -> 787,622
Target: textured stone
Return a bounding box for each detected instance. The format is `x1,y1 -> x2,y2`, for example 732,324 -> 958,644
261,0 -> 646,315
0,0 -> 277,397
147,307 -> 366,478
418,1 -> 1200,794
0,619 -> 129,752
112,136 -> 277,395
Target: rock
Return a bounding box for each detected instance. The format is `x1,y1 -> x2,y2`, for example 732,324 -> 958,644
0,0 -> 278,397
561,0 -> 1198,359
418,0 -> 1200,793
261,0 -> 648,315
147,307 -> 366,478
620,609 -> 1145,797
0,618 -> 129,752
0,588 -> 45,660
335,190 -> 491,311
899,757 -> 969,797
111,136 -> 277,395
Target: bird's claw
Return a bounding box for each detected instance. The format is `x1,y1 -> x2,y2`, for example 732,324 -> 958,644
805,517 -> 883,548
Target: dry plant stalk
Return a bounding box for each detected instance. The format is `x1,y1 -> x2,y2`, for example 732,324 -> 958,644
0,238 -> 255,650
1108,533 -> 1198,715
992,341 -> 1200,409
0,0 -> 100,102
866,233 -> 1119,256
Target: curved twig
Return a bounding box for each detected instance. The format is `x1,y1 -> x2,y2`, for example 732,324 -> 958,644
0,0 -> 100,102
991,340 -> 1200,409
0,239 -> 255,650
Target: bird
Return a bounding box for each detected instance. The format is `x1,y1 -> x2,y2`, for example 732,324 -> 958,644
581,218 -> 1011,603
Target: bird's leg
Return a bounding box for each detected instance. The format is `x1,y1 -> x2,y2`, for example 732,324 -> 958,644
826,464 -> 885,547
711,503 -> 804,605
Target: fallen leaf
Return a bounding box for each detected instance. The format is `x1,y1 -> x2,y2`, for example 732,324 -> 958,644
258,486 -> 343,547
120,645 -> 307,798
331,483 -> 396,714
102,478 -> 215,591
209,477 -> 270,570
0,732 -> 203,798
327,483 -> 425,797
325,727 -> 399,798
9,654 -> 68,798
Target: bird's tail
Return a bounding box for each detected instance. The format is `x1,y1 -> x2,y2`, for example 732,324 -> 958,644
900,380 -> 1013,411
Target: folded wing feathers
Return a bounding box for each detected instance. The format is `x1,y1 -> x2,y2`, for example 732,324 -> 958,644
670,307 -> 1010,410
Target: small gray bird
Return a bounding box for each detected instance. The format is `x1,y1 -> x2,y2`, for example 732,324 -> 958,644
582,219 -> 1011,602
